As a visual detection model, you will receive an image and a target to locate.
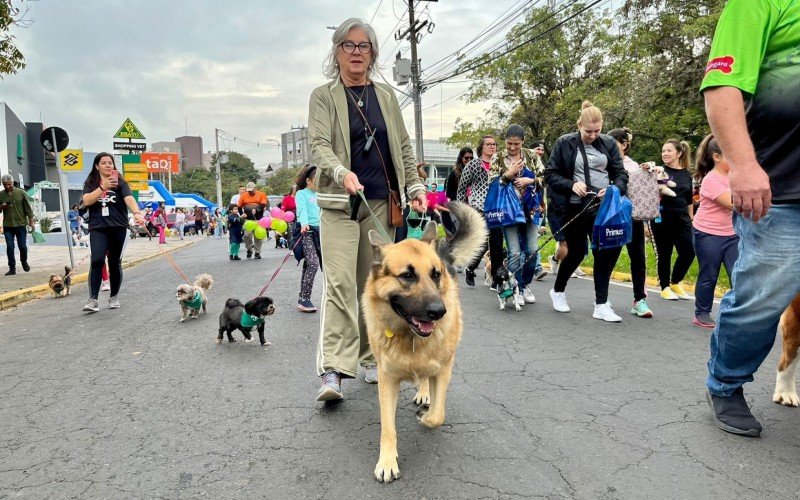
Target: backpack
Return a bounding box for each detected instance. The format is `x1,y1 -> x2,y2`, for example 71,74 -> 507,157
626,169 -> 660,221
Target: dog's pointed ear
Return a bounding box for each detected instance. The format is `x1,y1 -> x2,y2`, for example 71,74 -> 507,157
368,229 -> 387,265
421,222 -> 438,249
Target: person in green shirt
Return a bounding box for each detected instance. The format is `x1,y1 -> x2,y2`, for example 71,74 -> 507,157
0,174 -> 35,275
701,0 -> 800,438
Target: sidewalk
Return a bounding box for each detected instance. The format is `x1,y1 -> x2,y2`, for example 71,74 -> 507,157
0,234 -> 196,309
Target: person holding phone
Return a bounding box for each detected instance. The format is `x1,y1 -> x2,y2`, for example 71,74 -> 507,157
80,153 -> 146,312
0,174 -> 35,276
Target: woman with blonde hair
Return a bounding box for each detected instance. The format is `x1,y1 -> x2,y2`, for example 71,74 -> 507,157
544,101 -> 628,321
652,139 -> 696,301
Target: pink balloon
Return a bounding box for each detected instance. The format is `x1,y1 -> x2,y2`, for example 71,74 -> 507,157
282,211 -> 295,223
270,207 -> 283,218
258,216 -> 272,228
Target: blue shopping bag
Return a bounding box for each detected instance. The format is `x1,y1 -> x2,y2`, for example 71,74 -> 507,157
591,185 -> 633,250
484,178 -> 525,229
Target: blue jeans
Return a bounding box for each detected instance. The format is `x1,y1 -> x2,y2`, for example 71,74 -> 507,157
707,206 -> 800,396
502,222 -> 539,289
692,228 -> 738,316
4,225 -> 28,270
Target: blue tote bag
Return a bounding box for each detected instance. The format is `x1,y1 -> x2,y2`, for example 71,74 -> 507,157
591,185 -> 633,250
484,178 -> 525,229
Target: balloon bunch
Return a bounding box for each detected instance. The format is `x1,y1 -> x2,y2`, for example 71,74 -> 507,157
243,208 -> 296,240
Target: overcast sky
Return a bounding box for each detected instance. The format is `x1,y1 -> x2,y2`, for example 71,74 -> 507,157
1,0 -> 521,168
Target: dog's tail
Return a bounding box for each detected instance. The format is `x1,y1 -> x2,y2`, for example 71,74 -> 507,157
194,274 -> 214,291
439,201 -> 489,269
64,265 -> 72,276
225,298 -> 244,309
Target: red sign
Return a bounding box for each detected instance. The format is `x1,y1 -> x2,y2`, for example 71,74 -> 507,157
705,56 -> 734,75
141,152 -> 180,173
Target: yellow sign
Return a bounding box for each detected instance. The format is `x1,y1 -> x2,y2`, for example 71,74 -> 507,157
124,172 -> 149,181
123,163 -> 148,173
128,182 -> 149,191
113,118 -> 146,140
59,149 -> 84,171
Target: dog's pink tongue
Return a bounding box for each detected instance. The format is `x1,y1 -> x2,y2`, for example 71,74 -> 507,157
412,317 -> 435,334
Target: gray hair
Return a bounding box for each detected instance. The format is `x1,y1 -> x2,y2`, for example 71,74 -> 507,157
323,18 -> 380,80
1,174 -> 13,184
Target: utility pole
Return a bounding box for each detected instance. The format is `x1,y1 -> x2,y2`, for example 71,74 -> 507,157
214,128 -> 223,208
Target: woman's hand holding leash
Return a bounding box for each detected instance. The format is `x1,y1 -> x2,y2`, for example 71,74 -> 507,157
344,172 -> 364,195
410,193 -> 427,214
572,181 -> 588,197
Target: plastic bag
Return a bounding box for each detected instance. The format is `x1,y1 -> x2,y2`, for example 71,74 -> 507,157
483,178 -> 525,229
591,185 -> 633,250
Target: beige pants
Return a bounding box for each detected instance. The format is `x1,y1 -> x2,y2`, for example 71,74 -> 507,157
242,228 -> 264,253
316,199 -> 394,377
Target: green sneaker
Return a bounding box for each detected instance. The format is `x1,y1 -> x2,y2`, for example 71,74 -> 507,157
631,299 -> 653,318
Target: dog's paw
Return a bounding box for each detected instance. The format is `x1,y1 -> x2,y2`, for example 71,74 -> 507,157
773,390 -> 799,407
215,338 -> 222,344
374,455 -> 401,483
180,317 -> 186,323
415,404 -> 430,421
514,304 -> 522,311
773,370 -> 799,406
229,338 -> 237,343
413,390 -> 430,406
419,409 -> 444,428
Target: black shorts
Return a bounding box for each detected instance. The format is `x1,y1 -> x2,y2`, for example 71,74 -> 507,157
548,213 -> 566,242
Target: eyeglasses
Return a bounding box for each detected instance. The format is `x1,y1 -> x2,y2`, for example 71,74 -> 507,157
340,41 -> 373,54
484,143 -> 497,147
463,156 -> 473,161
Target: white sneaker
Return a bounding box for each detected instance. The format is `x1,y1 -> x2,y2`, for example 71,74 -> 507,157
574,267 -> 586,277
548,255 -> 559,275
514,292 -> 525,307
593,302 -> 622,322
101,280 -> 111,291
550,289 -> 570,313
523,286 -> 536,304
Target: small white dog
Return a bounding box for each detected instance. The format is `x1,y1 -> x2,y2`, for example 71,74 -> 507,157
175,274 -> 214,322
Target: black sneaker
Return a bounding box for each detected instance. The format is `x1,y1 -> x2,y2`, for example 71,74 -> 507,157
233,256 -> 241,260
4,268 -> 15,276
229,255 -> 234,261
465,269 -> 476,287
21,261 -> 30,272
254,253 -> 261,259
706,388 -> 762,437
247,250 -> 253,259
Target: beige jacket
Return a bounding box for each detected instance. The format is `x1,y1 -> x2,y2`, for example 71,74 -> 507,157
307,79 -> 426,210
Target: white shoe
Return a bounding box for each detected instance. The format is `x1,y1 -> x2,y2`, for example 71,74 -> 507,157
550,289 -> 570,313
548,255 -> 559,275
514,292 -> 525,307
593,302 -> 621,322
574,267 -> 586,277
523,286 -> 536,304
101,280 -> 111,291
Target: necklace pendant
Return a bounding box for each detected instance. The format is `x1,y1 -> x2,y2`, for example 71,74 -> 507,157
357,100 -> 364,107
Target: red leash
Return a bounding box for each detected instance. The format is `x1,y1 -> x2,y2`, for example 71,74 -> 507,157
256,236 -> 304,297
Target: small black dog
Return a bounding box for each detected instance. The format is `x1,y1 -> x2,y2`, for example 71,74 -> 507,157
217,296 -> 275,346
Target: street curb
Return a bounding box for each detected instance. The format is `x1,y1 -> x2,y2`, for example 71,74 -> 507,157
0,241 -> 195,311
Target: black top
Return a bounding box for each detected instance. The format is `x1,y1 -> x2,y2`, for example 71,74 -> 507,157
346,84 -> 398,199
659,166 -> 693,213
544,132 -> 628,219
444,168 -> 459,202
82,177 -> 133,230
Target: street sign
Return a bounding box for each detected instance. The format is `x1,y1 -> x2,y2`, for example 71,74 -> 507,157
40,127 -> 69,153
113,118 -> 146,140
124,172 -> 148,181
128,182 -> 149,191
59,149 -> 84,171
113,141 -> 146,151
141,152 -> 180,173
123,163 -> 148,173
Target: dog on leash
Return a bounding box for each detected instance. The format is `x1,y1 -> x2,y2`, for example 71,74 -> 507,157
774,293 -> 800,406
48,266 -> 72,297
495,264 -> 521,311
175,274 -> 214,322
217,296 -> 275,345
362,201 -> 487,483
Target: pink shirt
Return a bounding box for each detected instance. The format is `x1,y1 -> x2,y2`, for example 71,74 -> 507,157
693,170 -> 734,236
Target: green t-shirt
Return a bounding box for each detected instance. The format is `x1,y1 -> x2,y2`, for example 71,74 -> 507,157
700,0 -> 800,203
0,188 -> 34,228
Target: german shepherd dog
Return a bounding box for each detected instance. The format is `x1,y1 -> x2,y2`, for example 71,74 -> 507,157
363,201 -> 487,483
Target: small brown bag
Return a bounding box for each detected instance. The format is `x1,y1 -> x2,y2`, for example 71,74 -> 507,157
388,189 -> 403,227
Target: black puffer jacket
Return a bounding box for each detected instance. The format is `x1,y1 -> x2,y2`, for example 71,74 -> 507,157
544,132 -> 628,219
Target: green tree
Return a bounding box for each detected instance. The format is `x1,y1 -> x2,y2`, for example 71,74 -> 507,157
171,167 -> 216,200
266,167 -> 301,196
0,1 -> 27,78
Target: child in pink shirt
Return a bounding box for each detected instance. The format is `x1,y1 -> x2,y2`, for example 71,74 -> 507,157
691,135 -> 738,328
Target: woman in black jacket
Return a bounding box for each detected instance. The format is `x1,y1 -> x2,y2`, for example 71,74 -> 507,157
442,147 -> 472,234
544,101 -> 628,322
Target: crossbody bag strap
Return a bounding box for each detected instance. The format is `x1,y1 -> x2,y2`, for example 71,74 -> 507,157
576,137 -> 592,191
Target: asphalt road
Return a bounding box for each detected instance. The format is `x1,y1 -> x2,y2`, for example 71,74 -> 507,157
0,238 -> 797,499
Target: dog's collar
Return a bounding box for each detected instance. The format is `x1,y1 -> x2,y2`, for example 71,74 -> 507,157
182,292 -> 203,310
241,311 -> 264,327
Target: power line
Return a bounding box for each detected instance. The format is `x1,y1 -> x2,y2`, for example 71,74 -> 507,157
424,0 -> 610,87
369,0 -> 385,24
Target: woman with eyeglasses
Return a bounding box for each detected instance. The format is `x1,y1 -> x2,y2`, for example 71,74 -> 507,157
308,18 -> 427,402
456,135 -> 505,289
442,147 -> 473,235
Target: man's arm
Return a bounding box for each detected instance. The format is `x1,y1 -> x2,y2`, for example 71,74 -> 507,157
704,86 -> 771,222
